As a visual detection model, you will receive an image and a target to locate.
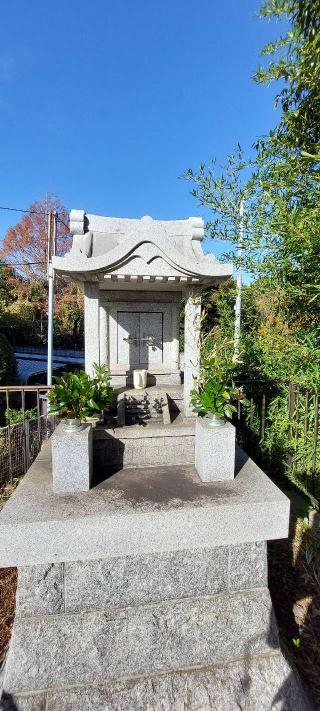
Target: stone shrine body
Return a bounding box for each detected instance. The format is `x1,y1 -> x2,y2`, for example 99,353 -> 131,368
0,211 -> 307,711
53,210 -> 232,417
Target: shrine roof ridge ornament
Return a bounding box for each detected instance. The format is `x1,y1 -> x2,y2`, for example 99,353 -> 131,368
52,209 -> 233,283
68,210 -> 206,240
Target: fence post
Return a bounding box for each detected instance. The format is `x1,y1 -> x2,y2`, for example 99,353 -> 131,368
260,392 -> 266,442
25,418 -> 30,470
36,390 -> 41,449
5,389 -> 12,484
249,396 -> 254,428
287,382 -> 296,471
21,388 -> 27,474
311,391 -> 319,496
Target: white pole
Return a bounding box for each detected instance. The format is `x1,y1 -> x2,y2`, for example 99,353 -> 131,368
234,198 -> 244,358
47,211 -> 56,386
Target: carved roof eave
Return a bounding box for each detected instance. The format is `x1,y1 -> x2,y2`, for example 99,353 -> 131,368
53,234 -> 232,281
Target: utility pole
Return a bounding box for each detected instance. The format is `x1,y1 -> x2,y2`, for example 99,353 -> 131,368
234,198 -> 244,358
47,210 -> 56,385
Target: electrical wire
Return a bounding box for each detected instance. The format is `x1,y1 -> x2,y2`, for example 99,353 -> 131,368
0,205 -> 47,215
0,204 -> 69,227
0,203 -> 128,265
0,204 -> 71,267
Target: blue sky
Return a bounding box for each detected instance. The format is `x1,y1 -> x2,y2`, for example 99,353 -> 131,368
0,0 -> 284,259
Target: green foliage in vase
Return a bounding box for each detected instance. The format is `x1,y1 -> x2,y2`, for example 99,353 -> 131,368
48,364 -> 113,421
190,346 -> 249,419
190,377 -> 238,419
48,371 -> 90,420
83,363 -> 113,418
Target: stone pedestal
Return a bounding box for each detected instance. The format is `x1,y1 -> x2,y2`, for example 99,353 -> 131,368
195,417 -> 235,482
51,423 -> 92,494
0,443 -> 307,711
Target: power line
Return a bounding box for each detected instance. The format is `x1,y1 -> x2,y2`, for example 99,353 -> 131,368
0,204 -> 70,269
0,204 -> 69,228
0,205 -> 47,216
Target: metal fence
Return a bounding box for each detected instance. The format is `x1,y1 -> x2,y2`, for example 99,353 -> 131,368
0,386 -> 56,486
233,380 -> 320,504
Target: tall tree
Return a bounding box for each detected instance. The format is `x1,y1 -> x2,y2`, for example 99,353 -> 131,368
0,262 -> 15,310
0,195 -> 70,280
0,196 -> 84,349
183,146 -> 264,273
252,0 -> 320,323
255,0 -> 320,153
185,0 -> 320,380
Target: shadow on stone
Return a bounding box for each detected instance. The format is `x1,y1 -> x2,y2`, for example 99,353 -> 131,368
94,465 -> 238,505
0,691 -> 19,711
239,606 -> 312,709
92,431 -> 125,486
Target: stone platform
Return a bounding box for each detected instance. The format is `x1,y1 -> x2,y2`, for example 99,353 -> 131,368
0,444 -> 312,710
0,443 -> 289,566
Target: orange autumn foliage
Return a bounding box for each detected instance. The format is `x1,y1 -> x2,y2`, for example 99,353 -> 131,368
0,195 -> 70,280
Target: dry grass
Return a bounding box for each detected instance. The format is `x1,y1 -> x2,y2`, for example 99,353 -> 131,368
0,481 -> 19,666
0,480 -> 20,513
0,568 -> 17,666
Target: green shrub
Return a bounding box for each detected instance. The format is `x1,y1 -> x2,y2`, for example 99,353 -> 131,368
5,407 -> 37,425
0,334 -> 17,385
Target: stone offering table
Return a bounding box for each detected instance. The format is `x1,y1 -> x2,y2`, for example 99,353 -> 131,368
0,441 -> 311,710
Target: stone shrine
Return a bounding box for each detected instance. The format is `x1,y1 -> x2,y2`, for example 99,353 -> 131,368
50,210 -> 235,472
0,210 -> 311,710
53,210 -> 232,415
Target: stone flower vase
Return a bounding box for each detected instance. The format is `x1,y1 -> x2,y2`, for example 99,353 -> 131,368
52,423 -> 93,494
63,417 -> 81,432
195,415 -> 235,482
205,413 -> 226,427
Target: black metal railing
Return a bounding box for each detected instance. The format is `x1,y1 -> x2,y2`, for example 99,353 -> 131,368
0,386 -> 56,486
233,380 -> 320,505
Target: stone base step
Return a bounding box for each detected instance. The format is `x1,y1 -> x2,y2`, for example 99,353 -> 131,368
1,653 -> 310,710
4,589 -> 278,693
117,388 -> 171,427
15,543 -> 268,618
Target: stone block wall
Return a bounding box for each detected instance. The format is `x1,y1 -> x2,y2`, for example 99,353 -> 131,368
93,432 -> 195,468
16,542 -> 267,617
1,542 -> 310,710
1,542 -> 308,711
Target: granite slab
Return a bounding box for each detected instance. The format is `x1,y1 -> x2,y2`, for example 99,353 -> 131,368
0,443 -> 289,567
